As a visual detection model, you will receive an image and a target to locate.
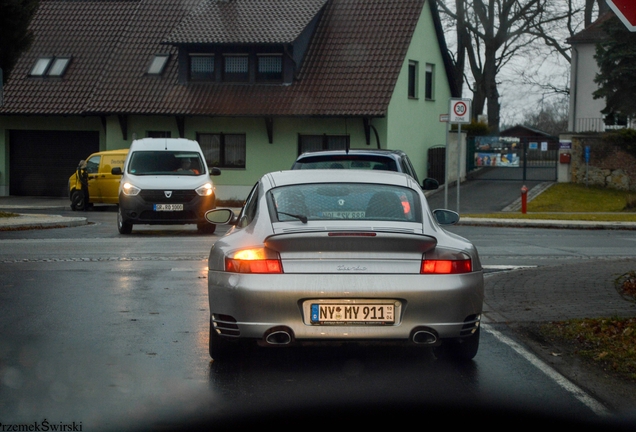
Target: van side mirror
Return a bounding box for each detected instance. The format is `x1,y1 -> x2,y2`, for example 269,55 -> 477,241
210,167 -> 221,176
111,167 -> 123,175
422,178 -> 439,191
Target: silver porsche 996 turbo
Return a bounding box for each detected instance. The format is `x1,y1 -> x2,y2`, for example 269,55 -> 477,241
205,170 -> 484,361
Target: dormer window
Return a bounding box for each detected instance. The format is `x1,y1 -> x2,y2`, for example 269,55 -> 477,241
181,49 -> 288,84
223,54 -> 249,82
29,57 -> 71,77
256,54 -> 283,82
148,54 -> 170,75
189,54 -> 215,80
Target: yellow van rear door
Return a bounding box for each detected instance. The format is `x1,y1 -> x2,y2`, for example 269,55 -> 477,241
85,155 -> 102,202
99,153 -> 127,203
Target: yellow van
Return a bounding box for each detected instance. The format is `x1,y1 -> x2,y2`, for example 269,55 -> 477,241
68,149 -> 129,211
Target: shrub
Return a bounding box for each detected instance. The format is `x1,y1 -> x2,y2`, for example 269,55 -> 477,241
451,120 -> 491,137
602,129 -> 636,159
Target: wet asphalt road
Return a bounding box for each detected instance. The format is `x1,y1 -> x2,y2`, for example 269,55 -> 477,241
1,217 -> 635,430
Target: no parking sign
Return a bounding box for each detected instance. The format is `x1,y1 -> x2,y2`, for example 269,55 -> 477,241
449,99 -> 471,124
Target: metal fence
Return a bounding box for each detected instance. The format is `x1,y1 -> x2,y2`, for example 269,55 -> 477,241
574,118 -> 634,133
467,136 -> 558,181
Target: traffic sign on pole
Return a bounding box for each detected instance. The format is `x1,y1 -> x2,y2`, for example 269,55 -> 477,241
607,0 -> 636,32
446,98 -> 472,213
449,99 -> 471,124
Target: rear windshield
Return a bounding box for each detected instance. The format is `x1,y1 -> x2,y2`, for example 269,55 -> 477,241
128,151 -> 204,176
292,155 -> 398,172
269,183 -> 422,223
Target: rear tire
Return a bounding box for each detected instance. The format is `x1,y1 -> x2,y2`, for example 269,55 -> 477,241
70,190 -> 86,211
434,327 -> 480,361
117,207 -> 133,234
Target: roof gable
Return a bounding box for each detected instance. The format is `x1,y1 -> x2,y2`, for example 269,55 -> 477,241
500,125 -> 554,138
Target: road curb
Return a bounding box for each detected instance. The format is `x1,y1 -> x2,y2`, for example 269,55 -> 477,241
460,217 -> 636,230
0,214 -> 88,230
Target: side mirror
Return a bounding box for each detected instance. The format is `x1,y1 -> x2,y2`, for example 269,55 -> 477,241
422,178 -> 439,191
205,208 -> 237,226
111,167 -> 123,175
433,209 -> 460,225
210,167 -> 221,176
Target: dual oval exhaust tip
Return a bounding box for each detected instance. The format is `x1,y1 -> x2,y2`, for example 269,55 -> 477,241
411,328 -> 438,345
264,327 -> 294,345
264,326 -> 438,345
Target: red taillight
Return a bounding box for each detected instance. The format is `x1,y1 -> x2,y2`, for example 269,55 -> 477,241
224,248 -> 283,274
225,258 -> 282,274
400,194 -> 411,214
421,259 -> 472,274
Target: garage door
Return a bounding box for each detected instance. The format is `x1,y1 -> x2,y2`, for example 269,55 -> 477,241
9,130 -> 99,197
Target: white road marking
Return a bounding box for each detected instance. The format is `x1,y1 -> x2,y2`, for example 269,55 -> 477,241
482,324 -> 610,416
483,265 -> 537,270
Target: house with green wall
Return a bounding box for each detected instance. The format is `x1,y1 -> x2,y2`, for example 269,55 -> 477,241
0,0 -> 458,200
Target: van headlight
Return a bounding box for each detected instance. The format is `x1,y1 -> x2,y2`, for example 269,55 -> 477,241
195,183 -> 214,197
122,182 -> 141,196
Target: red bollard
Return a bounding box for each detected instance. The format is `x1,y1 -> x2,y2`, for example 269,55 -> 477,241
521,185 -> 528,214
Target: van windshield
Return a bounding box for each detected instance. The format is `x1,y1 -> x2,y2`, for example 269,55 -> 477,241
128,151 -> 204,176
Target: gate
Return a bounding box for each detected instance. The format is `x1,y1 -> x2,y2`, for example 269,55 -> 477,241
469,135 -> 558,181
427,145 -> 446,185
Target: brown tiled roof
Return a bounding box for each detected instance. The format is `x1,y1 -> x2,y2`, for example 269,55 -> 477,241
1,0 -> 449,117
0,0 -> 142,115
165,0 -> 328,44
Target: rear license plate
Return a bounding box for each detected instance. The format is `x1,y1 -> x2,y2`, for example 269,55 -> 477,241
310,303 -> 394,325
154,204 -> 184,211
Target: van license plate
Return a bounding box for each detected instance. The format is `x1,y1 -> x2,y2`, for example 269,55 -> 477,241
154,204 -> 183,211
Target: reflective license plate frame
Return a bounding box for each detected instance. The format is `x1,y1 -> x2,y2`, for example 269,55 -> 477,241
310,302 -> 395,325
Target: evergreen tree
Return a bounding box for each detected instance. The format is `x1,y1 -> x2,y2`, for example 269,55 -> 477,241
0,0 -> 39,84
594,15 -> 636,118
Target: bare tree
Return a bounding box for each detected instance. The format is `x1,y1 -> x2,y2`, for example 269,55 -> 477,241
437,0 -> 609,133
437,1 -> 565,133
529,0 -> 609,65
517,95 -> 570,135
585,0 -> 609,27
